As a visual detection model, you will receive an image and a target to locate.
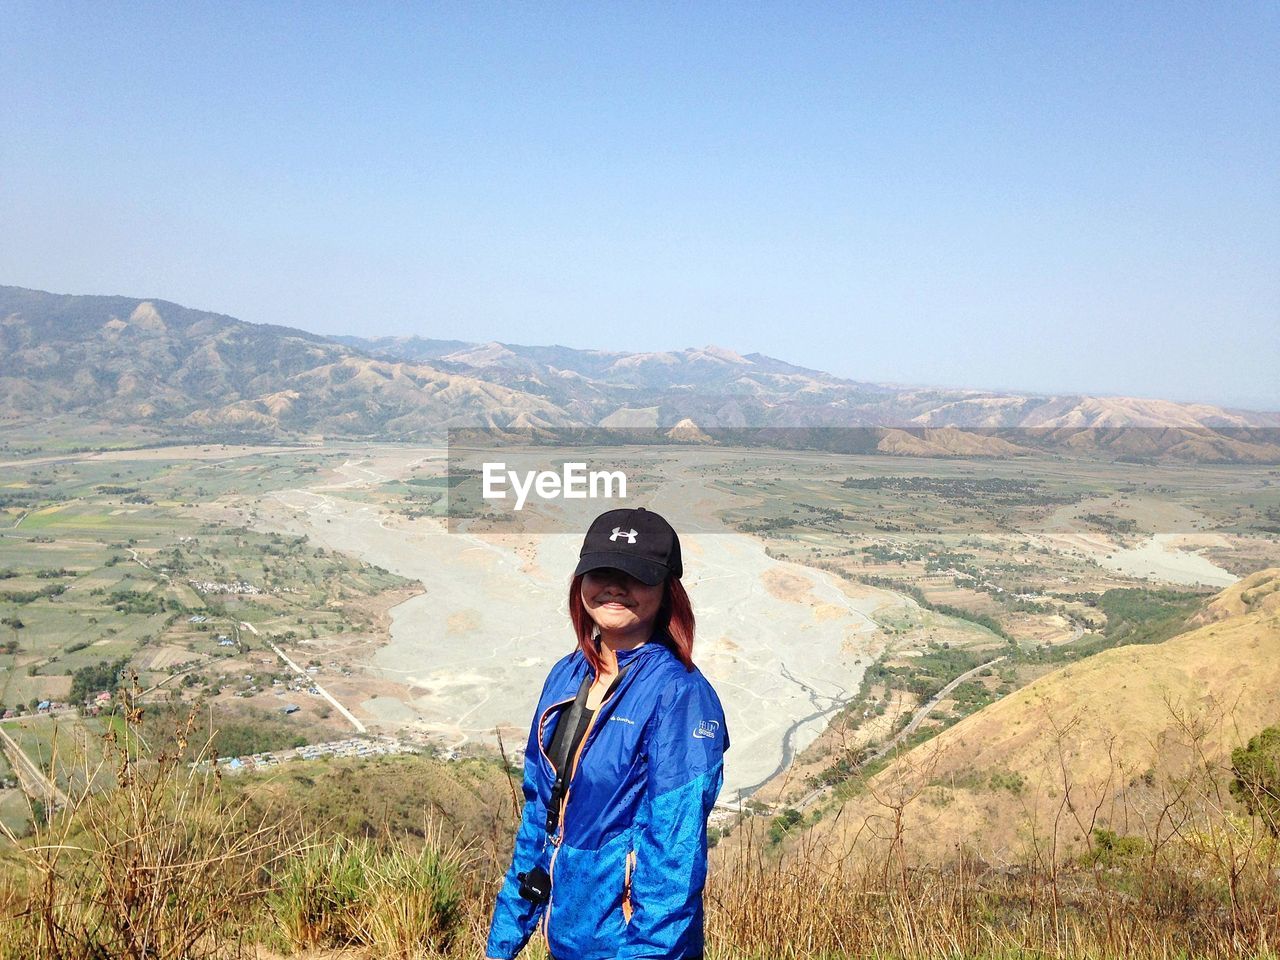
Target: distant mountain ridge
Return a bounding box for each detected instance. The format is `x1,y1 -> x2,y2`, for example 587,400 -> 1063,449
0,287 -> 562,436
3,286 -> 1278,460
339,332 -> 1279,427
337,332 -> 1280,461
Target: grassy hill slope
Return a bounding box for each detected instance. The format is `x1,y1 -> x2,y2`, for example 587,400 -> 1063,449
795,569 -> 1280,865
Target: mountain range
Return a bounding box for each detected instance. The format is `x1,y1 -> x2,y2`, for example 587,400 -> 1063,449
3,285 -> 1278,461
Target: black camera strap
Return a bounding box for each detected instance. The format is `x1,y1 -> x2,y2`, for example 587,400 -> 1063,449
544,663 -> 631,835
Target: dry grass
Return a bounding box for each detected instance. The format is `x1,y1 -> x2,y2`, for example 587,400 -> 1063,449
269,830 -> 470,958
705,817 -> 1279,959
804,572 -> 1280,862
704,689 -> 1280,960
0,683 -> 516,960
2,674 -> 1278,960
0,681 -> 291,959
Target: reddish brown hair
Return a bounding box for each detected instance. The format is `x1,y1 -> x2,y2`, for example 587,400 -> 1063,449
569,573 -> 696,675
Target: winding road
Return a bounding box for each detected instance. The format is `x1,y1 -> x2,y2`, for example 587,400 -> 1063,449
790,655 -> 1007,812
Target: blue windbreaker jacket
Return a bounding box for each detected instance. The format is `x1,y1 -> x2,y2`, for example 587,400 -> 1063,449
485,633 -> 729,960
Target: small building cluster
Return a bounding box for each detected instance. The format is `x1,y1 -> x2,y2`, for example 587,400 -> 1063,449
199,736 -> 418,774
295,737 -> 415,762
188,579 -> 262,595
85,691 -> 113,715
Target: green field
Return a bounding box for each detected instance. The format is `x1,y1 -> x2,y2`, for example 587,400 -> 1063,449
0,446 -> 414,831
4,439 -> 1279,837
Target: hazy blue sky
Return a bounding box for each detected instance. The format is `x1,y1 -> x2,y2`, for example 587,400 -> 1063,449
3,3 -> 1277,410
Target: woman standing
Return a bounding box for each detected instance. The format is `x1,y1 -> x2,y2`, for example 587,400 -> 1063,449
486,506 -> 729,960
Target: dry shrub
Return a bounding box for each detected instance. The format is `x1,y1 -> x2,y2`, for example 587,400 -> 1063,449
0,682 -> 294,960
0,692 -> 492,960
268,827 -> 470,958
0,866 -> 24,928
705,814 -> 1279,960
701,698 -> 1280,960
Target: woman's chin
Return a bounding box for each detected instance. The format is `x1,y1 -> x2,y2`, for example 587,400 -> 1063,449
599,619 -> 635,632
594,614 -> 638,634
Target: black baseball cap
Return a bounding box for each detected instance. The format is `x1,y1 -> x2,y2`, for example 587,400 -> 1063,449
573,507 -> 683,585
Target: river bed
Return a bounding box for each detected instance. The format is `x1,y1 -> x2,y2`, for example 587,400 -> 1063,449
256,487 -> 898,797
1096,533 -> 1238,587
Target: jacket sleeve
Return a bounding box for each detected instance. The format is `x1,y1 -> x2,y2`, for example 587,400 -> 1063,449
485,714 -> 552,958
617,676 -> 729,960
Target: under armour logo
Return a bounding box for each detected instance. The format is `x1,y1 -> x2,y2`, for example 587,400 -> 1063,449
693,719 -> 719,739
610,527 -> 638,543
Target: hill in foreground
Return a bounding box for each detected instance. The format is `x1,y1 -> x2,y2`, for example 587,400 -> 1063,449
3,590 -> 1279,960
788,569 -> 1280,866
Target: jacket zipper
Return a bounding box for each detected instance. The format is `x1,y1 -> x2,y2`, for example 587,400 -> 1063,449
622,848 -> 636,924
536,695 -> 575,772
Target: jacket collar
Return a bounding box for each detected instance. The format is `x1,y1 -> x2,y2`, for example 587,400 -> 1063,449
615,641 -> 659,664
592,627 -> 674,665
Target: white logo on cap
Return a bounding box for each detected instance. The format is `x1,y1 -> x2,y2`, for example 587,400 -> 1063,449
610,527 -> 638,543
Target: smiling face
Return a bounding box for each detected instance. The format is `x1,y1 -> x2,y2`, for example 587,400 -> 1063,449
580,567 -> 665,644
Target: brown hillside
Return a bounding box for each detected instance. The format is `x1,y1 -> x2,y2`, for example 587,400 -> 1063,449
795,570 -> 1280,866
876,426 -> 1029,458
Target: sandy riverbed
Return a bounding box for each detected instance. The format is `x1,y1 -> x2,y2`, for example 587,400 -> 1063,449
1043,531 -> 1238,587
254,466 -> 898,797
